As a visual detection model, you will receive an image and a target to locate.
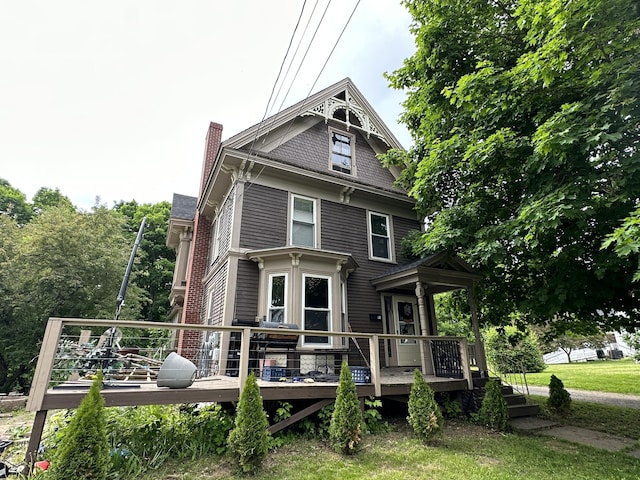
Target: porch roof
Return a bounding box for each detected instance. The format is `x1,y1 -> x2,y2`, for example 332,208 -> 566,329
370,252 -> 481,293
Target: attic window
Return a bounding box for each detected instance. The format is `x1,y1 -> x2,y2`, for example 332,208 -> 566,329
330,129 -> 354,175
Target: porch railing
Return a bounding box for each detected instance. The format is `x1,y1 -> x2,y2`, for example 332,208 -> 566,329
27,317 -> 475,412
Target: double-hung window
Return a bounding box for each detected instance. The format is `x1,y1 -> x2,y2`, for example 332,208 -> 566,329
268,274 -> 287,323
368,212 -> 392,261
331,131 -> 353,174
291,195 -> 316,247
303,274 -> 331,345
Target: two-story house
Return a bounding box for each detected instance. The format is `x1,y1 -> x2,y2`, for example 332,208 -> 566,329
166,78 -> 487,378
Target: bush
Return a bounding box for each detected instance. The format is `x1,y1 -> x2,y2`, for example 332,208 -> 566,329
485,326 -> 545,374
475,378 -> 510,432
48,371 -> 109,480
227,373 -> 270,474
407,369 -> 444,443
329,362 -> 364,455
547,374 -> 571,414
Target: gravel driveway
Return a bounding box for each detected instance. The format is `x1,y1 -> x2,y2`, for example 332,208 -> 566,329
522,385 -> 640,409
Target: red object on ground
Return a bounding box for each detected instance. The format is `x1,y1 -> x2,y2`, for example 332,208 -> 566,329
34,460 -> 49,470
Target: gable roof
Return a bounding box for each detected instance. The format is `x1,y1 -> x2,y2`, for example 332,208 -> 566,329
222,77 -> 404,152
370,252 -> 481,293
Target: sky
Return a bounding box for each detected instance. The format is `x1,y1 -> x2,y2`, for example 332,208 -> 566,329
0,1 -> 416,211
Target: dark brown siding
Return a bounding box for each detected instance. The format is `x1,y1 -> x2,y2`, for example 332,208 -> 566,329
266,120 -> 404,193
234,259 -> 259,322
240,184 -> 288,249
321,200 -> 421,337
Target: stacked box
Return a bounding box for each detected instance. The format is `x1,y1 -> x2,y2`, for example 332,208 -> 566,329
349,366 -> 371,384
262,366 -> 287,382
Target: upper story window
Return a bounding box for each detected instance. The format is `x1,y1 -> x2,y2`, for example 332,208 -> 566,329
331,131 -> 353,174
368,211 -> 393,261
291,195 -> 316,248
268,273 -> 287,323
210,218 -> 222,264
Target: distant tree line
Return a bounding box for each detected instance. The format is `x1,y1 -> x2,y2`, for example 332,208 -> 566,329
0,179 -> 175,393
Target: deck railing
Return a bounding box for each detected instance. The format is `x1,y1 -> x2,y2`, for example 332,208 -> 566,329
27,317 -> 475,411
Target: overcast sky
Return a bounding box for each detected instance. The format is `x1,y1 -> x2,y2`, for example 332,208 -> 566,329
1,1 -> 415,211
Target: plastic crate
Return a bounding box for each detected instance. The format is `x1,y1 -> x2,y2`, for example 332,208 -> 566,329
262,366 -> 288,382
349,366 -> 371,384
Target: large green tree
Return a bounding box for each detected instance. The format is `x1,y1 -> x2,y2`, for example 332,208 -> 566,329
0,179 -> 33,224
0,206 -> 144,392
384,0 -> 640,332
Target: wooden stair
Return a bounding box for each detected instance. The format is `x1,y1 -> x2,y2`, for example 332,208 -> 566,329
472,376 -> 540,418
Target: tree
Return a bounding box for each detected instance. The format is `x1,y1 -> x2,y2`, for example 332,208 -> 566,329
227,373 -> 270,474
537,327 -> 607,363
0,206 -> 144,393
476,378 -> 510,431
32,187 -> 75,214
407,369 -> 444,443
547,374 -> 571,414
329,362 -> 364,455
603,205 -> 640,282
48,371 -> 109,480
0,179 -> 32,224
383,0 -> 640,332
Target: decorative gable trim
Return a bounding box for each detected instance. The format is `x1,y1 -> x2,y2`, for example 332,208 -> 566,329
302,86 -> 388,145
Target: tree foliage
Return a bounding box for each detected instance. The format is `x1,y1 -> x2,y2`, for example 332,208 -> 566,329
0,178 -> 32,224
484,326 -> 545,373
48,371 -> 109,480
536,327 -> 607,363
383,0 -> 640,332
0,206 -> 144,392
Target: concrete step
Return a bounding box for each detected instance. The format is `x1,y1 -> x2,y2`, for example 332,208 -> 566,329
508,403 -> 540,418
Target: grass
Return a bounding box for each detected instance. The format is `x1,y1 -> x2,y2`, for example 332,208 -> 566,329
139,420 -> 640,480
524,358 -> 640,394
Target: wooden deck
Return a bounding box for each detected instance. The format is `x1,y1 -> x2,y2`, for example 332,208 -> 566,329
36,369 -> 469,411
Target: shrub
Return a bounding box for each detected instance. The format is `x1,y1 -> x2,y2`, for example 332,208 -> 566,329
475,378 -> 510,432
329,362 -> 364,455
407,369 -> 444,443
227,373 -> 270,474
485,326 -> 545,374
547,374 -> 572,414
47,371 -> 109,480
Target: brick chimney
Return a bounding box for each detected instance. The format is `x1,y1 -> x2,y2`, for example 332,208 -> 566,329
177,122 -> 223,361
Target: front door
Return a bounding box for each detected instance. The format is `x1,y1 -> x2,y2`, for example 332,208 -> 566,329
393,297 -> 421,366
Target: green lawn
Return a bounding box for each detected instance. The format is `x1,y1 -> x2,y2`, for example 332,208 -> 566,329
140,420 -> 640,480
524,358 -> 640,394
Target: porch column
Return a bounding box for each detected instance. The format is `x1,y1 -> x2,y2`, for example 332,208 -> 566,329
415,282 -> 429,374
467,286 -> 488,375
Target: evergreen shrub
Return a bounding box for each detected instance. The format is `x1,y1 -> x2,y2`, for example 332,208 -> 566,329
47,371 -> 109,480
329,362 -> 364,455
407,369 -> 444,443
227,373 -> 270,474
547,374 -> 571,414
475,378 -> 510,432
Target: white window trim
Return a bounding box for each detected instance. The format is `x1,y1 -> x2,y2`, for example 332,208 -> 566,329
290,194 -> 318,248
267,273 -> 288,324
328,127 -> 356,176
302,273 -> 333,348
367,211 -> 394,262
210,217 -> 222,263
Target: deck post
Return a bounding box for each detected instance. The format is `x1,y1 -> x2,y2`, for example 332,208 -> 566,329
368,335 -> 381,397
26,318 -> 64,412
24,410 -> 48,471
459,338 -> 473,389
415,282 -> 429,374
467,287 -> 488,375
237,327 -> 252,393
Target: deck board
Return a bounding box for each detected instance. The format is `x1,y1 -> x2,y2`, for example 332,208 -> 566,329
37,369 -> 468,410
